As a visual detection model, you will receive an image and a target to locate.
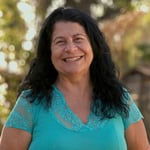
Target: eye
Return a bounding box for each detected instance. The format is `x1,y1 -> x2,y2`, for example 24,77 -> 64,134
74,37 -> 84,43
55,40 -> 65,45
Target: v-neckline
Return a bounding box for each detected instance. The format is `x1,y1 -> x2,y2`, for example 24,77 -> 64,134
53,85 -> 91,125
51,85 -> 106,132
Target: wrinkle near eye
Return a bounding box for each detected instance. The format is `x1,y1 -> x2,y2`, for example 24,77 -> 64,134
74,37 -> 84,43
55,40 -> 65,45
73,34 -> 89,43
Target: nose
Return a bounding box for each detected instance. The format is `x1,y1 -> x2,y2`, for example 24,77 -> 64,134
65,41 -> 77,52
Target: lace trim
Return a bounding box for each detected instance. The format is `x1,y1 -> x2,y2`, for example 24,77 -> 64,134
5,94 -> 33,132
123,99 -> 144,129
50,86 -> 108,132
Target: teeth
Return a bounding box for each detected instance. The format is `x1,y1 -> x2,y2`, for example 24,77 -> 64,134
64,56 -> 82,62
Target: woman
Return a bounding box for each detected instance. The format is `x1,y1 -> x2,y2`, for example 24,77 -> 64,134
0,7 -> 149,150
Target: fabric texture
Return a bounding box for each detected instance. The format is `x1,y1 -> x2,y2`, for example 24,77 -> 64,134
5,85 -> 143,150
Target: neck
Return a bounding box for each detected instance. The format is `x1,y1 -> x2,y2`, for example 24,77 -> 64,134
55,74 -> 93,101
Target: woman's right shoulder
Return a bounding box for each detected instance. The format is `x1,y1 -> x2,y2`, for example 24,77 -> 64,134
14,89 -> 44,113
16,89 -> 33,106
16,89 -> 47,110
5,89 -> 41,133
19,89 -> 32,97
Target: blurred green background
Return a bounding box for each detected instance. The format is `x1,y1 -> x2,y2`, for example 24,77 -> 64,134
0,0 -> 150,139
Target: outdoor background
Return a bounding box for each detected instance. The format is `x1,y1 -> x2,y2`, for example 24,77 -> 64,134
0,0 -> 150,140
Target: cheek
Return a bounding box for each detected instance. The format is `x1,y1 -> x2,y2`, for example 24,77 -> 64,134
88,48 -> 94,64
90,52 -> 94,64
51,48 -> 58,59
51,50 -> 62,67
50,50 -> 56,65
87,45 -> 94,58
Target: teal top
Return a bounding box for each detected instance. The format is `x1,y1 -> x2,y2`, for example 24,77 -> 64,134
5,85 -> 143,150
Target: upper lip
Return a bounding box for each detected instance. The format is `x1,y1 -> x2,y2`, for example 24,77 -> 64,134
62,55 -> 84,59
62,55 -> 84,61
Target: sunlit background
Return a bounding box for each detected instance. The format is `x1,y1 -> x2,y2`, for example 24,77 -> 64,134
0,0 -> 150,138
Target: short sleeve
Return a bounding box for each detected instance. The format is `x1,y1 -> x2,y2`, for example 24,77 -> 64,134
122,91 -> 144,130
5,90 -> 33,133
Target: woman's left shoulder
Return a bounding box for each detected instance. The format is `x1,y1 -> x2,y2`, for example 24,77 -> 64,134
121,88 -> 144,130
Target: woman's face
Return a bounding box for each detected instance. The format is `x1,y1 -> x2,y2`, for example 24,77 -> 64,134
51,21 -> 93,77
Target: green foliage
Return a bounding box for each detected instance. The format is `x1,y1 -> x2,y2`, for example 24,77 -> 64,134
0,0 -> 150,134
0,0 -> 28,132
113,0 -> 132,8
138,44 -> 150,61
137,13 -> 150,62
101,9 -> 150,74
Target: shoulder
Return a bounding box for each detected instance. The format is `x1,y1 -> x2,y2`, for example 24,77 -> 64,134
125,119 -> 150,149
122,88 -> 132,102
5,89 -> 44,133
17,89 -> 46,107
121,88 -> 144,130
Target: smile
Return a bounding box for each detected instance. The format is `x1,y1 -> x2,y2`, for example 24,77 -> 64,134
63,56 -> 83,62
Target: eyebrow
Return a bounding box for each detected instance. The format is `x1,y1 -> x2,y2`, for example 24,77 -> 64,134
52,33 -> 87,43
52,36 -> 64,43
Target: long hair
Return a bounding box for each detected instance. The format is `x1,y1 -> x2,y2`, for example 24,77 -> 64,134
19,7 -> 129,118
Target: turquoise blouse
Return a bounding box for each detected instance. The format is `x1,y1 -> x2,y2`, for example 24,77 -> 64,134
5,85 -> 143,150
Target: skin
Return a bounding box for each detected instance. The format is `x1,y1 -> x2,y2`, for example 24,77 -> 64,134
0,127 -> 31,150
51,21 -> 94,80
51,21 -> 94,123
125,120 -> 150,150
0,21 -> 149,150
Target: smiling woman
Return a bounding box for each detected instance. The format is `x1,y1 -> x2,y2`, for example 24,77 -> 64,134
0,7 -> 149,150
51,21 -> 93,77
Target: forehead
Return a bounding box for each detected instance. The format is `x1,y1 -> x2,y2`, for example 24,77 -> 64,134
52,21 -> 86,37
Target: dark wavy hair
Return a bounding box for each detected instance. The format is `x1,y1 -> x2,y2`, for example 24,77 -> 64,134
19,7 -> 129,119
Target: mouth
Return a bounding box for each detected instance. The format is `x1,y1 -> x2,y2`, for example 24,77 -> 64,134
63,56 -> 83,62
